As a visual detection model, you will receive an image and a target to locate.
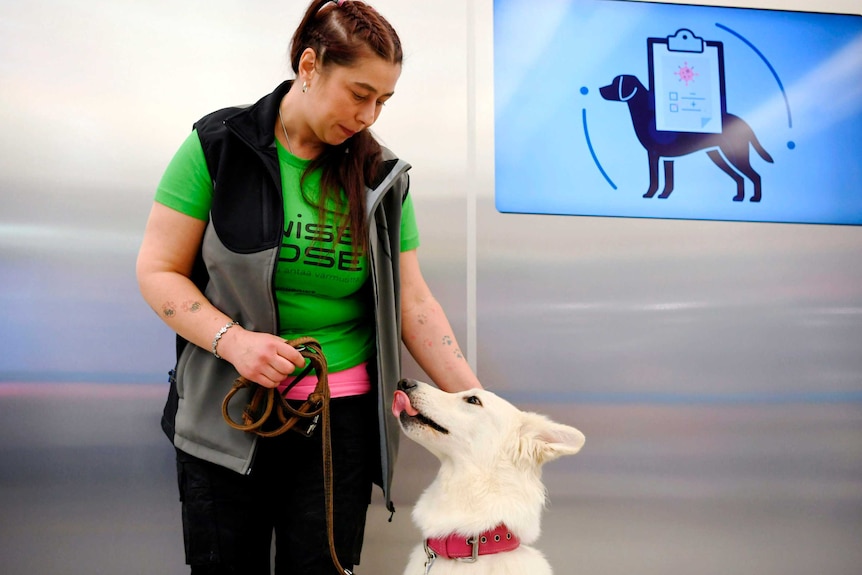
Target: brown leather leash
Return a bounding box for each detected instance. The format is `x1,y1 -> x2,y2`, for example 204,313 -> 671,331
221,336 -> 353,575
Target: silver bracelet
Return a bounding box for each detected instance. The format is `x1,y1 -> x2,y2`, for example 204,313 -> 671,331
212,320 -> 239,359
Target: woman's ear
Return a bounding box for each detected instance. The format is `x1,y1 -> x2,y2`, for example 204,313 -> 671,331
297,47 -> 319,85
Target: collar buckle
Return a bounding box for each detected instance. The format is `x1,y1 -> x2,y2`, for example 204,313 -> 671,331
455,536 -> 480,563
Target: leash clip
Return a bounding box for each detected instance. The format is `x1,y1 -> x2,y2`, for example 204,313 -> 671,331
423,540 -> 438,574
294,413 -> 320,438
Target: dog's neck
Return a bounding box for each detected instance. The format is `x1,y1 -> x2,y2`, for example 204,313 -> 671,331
412,458 -> 546,544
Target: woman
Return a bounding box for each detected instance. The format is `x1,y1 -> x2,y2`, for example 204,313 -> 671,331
136,1 -> 481,573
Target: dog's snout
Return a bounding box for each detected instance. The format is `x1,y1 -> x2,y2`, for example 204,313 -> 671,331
599,83 -> 615,99
397,378 -> 418,392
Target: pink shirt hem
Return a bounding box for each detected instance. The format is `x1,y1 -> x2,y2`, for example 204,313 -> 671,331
278,361 -> 372,400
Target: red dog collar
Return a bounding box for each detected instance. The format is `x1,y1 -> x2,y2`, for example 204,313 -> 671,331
425,524 -> 520,562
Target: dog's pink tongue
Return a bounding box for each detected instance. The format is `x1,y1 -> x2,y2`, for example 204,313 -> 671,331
392,390 -> 419,417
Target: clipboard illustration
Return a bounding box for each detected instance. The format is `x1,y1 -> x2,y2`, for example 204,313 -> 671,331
648,29 -> 726,134
599,26 -> 772,203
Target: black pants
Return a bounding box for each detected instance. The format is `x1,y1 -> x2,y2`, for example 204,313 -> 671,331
176,394 -> 379,574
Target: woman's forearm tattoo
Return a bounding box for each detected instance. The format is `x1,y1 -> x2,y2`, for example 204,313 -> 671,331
162,301 -> 176,318
441,335 -> 464,359
162,300 -> 202,318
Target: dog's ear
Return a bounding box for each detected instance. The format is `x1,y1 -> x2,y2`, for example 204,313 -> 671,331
619,76 -> 638,102
518,412 -> 586,465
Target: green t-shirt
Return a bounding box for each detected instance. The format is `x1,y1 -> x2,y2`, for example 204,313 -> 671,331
155,130 -> 420,372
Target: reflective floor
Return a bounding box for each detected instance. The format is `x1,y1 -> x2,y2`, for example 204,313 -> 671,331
1,383 -> 860,575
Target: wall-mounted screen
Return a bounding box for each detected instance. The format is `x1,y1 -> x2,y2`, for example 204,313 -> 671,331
494,0 -> 862,225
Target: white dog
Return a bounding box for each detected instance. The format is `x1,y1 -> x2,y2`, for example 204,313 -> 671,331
392,379 -> 585,575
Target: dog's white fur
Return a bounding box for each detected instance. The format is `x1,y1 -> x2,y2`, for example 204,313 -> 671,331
393,379 -> 585,575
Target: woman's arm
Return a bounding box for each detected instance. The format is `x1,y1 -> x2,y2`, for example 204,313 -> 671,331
400,249 -> 482,392
136,202 -> 304,387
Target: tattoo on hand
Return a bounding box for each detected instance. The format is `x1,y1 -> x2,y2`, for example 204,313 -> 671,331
417,312 -> 428,325
182,300 -> 202,313
442,335 -> 452,346
162,302 -> 176,318
453,347 -> 464,360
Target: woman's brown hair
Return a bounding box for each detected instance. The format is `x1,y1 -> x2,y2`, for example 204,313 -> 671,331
290,0 -> 403,256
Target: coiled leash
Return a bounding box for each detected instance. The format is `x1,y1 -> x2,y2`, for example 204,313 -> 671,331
221,336 -> 353,575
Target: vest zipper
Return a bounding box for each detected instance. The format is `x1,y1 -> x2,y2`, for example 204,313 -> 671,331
220,121 -> 284,477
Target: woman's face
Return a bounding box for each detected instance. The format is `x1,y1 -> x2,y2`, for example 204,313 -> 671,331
306,54 -> 401,146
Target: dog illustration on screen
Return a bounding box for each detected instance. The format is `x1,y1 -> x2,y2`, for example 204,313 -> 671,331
600,30 -> 773,202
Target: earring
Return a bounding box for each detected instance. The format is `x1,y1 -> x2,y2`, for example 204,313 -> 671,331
302,81 -> 308,93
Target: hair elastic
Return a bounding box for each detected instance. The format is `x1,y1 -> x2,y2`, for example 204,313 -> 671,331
317,0 -> 344,14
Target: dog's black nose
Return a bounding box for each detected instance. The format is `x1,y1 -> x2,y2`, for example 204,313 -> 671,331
397,378 -> 417,392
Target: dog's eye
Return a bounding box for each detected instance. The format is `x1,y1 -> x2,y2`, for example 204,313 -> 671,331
464,395 -> 483,407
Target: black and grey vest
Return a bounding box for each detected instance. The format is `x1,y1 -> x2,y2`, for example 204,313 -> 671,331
160,80 -> 410,513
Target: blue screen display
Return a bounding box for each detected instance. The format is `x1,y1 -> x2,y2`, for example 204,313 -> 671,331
494,0 -> 862,225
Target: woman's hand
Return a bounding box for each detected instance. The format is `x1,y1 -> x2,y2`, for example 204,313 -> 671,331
216,327 -> 307,388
